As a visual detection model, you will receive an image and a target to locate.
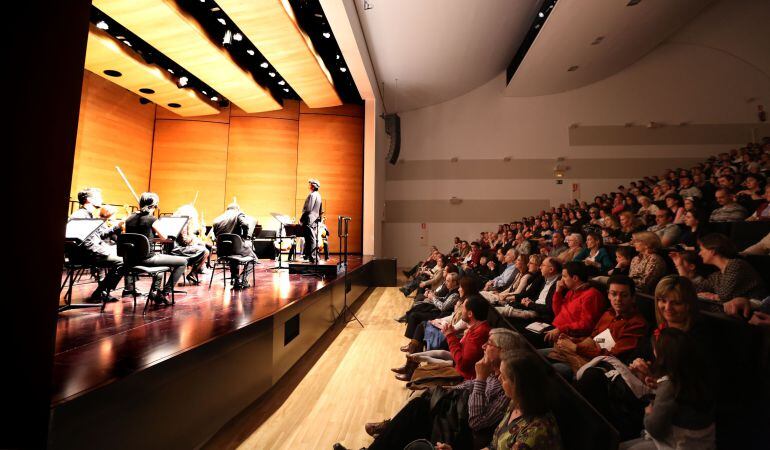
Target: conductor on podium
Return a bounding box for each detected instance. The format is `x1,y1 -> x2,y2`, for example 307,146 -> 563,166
301,179 -> 323,263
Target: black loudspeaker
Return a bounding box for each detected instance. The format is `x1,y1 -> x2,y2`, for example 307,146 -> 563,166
383,113 -> 401,165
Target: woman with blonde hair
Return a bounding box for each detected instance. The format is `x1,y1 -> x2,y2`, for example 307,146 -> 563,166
629,231 -> 667,294
171,204 -> 210,284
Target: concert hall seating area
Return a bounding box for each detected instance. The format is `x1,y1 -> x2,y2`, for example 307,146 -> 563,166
385,141 -> 770,450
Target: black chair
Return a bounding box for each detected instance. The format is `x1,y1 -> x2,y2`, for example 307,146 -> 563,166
117,233 -> 172,313
209,233 -> 256,289
60,239 -> 108,312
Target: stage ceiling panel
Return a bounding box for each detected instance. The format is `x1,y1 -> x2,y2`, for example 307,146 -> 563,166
217,0 -> 342,109
85,26 -> 219,117
93,0 -> 282,113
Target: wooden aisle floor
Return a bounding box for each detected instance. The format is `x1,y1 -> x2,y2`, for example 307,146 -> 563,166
203,286 -> 414,450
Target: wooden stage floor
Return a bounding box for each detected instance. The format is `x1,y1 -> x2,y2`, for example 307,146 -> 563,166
53,255 -> 372,406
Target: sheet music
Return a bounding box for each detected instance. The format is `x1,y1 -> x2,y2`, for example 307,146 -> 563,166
525,322 -> 553,334
155,216 -> 189,238
66,218 -> 104,241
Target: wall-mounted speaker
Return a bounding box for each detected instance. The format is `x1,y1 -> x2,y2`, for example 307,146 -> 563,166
383,113 -> 401,165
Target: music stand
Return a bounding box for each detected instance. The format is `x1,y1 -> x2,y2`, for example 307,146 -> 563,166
333,216 -> 362,327
61,218 -> 108,312
155,216 -> 189,240
270,212 -> 296,270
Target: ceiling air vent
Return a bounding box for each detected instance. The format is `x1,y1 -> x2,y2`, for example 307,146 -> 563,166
627,0 -> 642,6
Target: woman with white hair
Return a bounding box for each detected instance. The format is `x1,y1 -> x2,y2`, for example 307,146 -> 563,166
556,233 -> 584,264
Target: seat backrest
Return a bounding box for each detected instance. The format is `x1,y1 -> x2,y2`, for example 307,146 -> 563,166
216,233 -> 243,257
117,233 -> 151,263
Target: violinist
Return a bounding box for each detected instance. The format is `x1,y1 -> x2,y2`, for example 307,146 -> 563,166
212,202 -> 258,289
171,204 -> 210,284
69,187 -> 124,304
124,192 -> 187,304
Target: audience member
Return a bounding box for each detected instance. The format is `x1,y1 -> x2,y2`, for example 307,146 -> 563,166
629,232 -> 668,294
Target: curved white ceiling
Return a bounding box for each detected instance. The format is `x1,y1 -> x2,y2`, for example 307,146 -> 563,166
505,0 -> 715,97
356,0 -> 543,112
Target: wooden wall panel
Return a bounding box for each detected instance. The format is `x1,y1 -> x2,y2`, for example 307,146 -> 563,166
71,71 -> 155,206
149,120 -> 229,219
226,117 -> 299,229
296,114 -> 364,252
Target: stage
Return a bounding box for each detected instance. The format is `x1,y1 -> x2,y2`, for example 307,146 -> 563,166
50,255 -> 396,449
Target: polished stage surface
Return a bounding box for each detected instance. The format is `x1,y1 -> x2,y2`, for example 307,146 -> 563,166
53,255 -> 371,406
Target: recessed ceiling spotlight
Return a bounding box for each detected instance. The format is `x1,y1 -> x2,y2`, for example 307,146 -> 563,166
211,96 -> 218,101
322,32 -> 331,39
246,49 -> 255,56
260,61 -> 269,68
314,13 -> 323,18
179,76 -> 189,86
210,6 -> 220,11
233,32 -> 243,41
269,72 -> 276,77
217,18 -> 226,25
223,30 -> 232,44
283,88 -> 289,92
567,65 -> 579,72
336,54 -> 340,60
278,80 -> 286,85
340,67 -> 347,72
202,90 -> 207,95
123,40 -> 132,47
115,35 -> 125,40
538,12 -> 545,18
96,20 -> 109,30
167,68 -> 174,74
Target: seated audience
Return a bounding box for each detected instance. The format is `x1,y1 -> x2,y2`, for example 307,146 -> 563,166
353,329 -> 528,450
555,233 -> 584,264
474,354 -> 563,450
544,261 -> 607,344
608,246 -> 635,277
512,233 -> 532,256
678,208 -> 709,250
543,275 -> 648,379
401,254 -> 444,296
400,272 -> 461,340
394,294 -> 490,381
539,232 -> 567,258
483,249 -> 518,292
481,254 -> 531,304
709,188 -> 748,222
619,328 -> 715,450
573,232 -> 614,275
740,232 -> 770,256
647,209 -> 681,247
629,231 -> 668,294
746,185 -> 770,221
496,257 -> 562,326
672,233 -> 766,301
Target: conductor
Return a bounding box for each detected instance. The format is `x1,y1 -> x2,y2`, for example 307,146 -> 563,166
300,179 -> 323,263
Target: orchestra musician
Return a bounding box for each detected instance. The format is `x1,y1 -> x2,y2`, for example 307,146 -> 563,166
301,179 -> 323,264
124,192 -> 187,305
318,215 -> 329,261
69,187 -> 125,304
212,202 -> 258,289
171,204 -> 210,284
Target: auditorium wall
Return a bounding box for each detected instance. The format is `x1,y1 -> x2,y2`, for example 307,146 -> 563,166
71,72 -> 365,253
384,0 -> 770,264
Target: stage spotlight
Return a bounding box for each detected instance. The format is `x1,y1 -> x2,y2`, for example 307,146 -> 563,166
538,12 -> 545,18
260,61 -> 269,68
340,67 -> 347,72
322,32 -> 331,38
211,96 -> 218,101
168,68 -> 174,74
179,76 -> 189,86
283,88 -> 289,92
223,30 -> 232,45
233,32 -> 243,41
202,90 -> 208,95
246,49 -> 255,55
96,20 -> 109,30
123,40 -> 132,47
269,72 -> 276,77
217,18 -> 226,25
278,80 -> 285,85
336,54 -> 340,60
